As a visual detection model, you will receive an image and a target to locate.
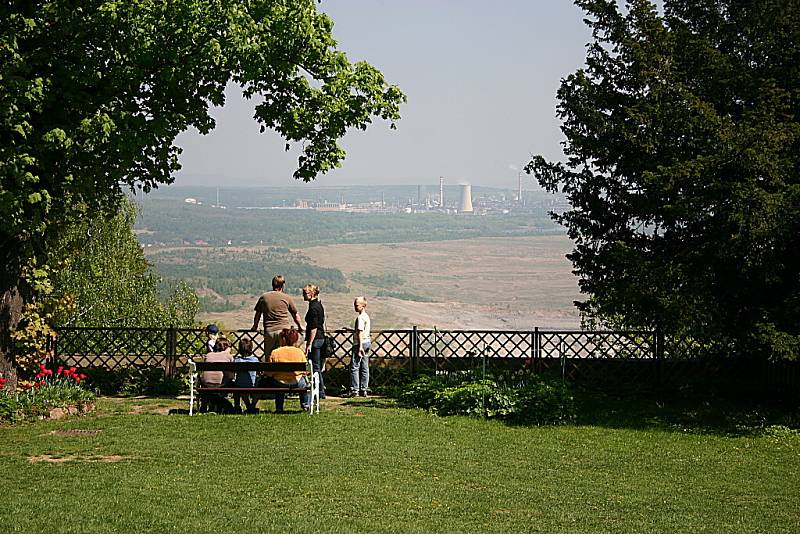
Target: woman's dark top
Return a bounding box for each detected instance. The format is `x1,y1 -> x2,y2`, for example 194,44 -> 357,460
305,299 -> 325,342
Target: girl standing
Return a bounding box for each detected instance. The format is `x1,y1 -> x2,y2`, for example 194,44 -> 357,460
303,284 -> 326,399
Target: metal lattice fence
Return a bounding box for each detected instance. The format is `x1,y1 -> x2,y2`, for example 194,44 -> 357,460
50,327 -> 798,396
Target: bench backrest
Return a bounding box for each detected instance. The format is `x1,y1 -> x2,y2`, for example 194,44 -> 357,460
192,361 -> 309,373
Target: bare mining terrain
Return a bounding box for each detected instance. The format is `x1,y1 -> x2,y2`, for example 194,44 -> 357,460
202,235 -> 582,332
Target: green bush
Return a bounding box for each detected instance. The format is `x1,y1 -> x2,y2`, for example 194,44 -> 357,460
84,366 -> 187,396
512,377 -> 576,426
397,375 -> 449,409
0,393 -> 20,422
397,372 -> 576,425
433,379 -> 516,418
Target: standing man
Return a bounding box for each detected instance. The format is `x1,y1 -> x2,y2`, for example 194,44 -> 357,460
251,275 -> 304,356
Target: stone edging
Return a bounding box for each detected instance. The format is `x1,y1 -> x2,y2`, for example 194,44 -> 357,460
46,402 -> 96,420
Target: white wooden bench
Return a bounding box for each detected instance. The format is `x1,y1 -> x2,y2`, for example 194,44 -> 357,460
188,360 -> 319,415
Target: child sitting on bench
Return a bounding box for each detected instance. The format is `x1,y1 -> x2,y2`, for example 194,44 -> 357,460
233,338 -> 260,414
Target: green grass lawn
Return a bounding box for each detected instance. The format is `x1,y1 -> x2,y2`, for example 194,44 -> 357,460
1,396 -> 798,533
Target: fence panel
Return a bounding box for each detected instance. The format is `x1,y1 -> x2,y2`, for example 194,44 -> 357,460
537,330 -> 655,381
322,330 -> 415,390
55,328 -> 171,369
51,326 -> 798,398
414,330 -> 533,376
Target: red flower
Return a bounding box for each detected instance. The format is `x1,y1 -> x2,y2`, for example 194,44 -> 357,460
57,366 -> 64,375
68,367 -> 77,375
78,374 -> 88,381
0,377 -> 7,389
34,382 -> 41,389
38,363 -> 47,371
43,368 -> 53,376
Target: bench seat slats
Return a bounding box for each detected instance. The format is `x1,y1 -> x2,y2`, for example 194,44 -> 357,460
193,362 -> 307,372
197,387 -> 308,394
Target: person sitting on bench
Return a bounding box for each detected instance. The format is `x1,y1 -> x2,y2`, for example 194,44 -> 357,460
234,338 -> 260,414
200,335 -> 235,413
260,328 -> 309,412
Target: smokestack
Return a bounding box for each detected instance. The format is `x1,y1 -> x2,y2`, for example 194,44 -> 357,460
459,183 -> 473,213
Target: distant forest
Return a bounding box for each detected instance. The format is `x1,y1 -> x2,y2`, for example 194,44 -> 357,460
134,200 -> 561,249
149,248 -> 347,312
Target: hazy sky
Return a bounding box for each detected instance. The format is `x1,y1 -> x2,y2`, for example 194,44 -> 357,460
174,1 -> 591,190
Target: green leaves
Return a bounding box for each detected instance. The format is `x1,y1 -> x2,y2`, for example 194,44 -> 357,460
532,1 -> 800,359
398,374 -> 576,424
0,1 -> 404,353
1,0 -> 405,251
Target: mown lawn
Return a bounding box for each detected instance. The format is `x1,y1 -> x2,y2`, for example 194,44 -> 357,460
0,396 -> 798,533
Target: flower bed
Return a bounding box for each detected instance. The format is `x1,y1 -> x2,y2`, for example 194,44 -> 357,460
0,365 -> 96,423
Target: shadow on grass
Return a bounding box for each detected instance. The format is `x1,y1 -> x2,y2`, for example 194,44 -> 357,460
370,382 -> 798,436
337,397 -> 397,410
570,385 -> 800,437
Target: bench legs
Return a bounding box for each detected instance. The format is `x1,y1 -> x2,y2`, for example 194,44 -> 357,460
309,371 -> 320,414
188,362 -> 196,416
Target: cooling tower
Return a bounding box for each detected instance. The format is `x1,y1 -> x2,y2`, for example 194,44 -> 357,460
459,183 -> 473,212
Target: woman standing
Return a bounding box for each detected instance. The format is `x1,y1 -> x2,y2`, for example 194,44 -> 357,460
303,284 -> 326,399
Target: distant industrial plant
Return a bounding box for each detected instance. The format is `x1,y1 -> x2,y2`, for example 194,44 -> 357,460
179,179 -> 570,217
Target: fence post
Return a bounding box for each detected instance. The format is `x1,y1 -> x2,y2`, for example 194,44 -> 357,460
166,327 -> 177,378
411,326 -> 417,379
655,329 -> 664,389
47,332 -> 58,368
533,327 -> 539,373
433,327 -> 439,375
482,341 -> 487,381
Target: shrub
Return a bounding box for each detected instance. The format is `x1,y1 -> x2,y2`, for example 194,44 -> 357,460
84,366 -> 187,396
0,392 -> 19,422
512,376 -> 576,426
82,368 -> 125,395
396,372 -> 577,425
397,375 -> 448,409
433,380 -> 516,418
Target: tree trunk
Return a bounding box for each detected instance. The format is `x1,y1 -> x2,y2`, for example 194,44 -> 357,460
0,242 -> 25,390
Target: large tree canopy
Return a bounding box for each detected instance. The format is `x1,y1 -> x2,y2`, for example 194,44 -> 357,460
0,0 -> 404,382
530,0 -> 799,358
1,0 -> 404,247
